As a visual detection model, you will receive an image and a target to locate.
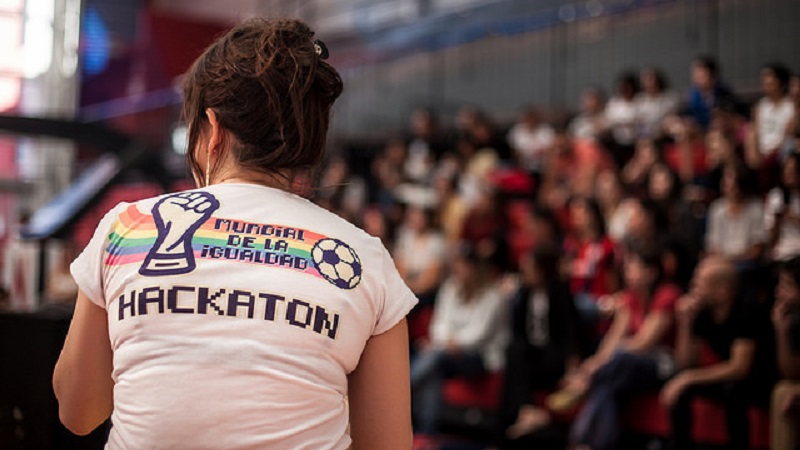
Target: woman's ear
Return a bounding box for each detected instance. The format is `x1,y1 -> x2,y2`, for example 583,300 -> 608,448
205,108 -> 224,157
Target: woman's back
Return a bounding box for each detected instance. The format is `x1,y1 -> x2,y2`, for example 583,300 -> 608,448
73,183 -> 415,449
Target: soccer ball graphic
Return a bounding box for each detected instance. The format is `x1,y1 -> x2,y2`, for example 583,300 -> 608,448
311,238 -> 363,289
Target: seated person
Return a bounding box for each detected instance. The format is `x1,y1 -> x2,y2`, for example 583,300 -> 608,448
705,162 -> 766,268
564,197 -> 618,330
772,257 -> 800,450
410,244 -> 509,438
661,256 -> 770,450
496,244 -> 585,445
550,245 -> 681,450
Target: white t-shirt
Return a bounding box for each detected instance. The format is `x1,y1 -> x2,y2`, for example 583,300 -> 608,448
429,278 -> 509,370
705,198 -> 767,258
394,228 -> 446,279
70,183 -> 417,450
633,92 -> 679,137
755,97 -> 795,154
507,123 -> 555,172
605,96 -> 638,145
765,188 -> 800,261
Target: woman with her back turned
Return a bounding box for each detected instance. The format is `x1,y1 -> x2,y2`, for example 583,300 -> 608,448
52,18 -> 416,449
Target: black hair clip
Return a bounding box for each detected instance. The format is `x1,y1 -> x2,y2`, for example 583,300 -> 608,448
314,39 -> 329,60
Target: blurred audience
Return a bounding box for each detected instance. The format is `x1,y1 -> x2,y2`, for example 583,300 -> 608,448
772,257 -> 800,450
310,54 -> 800,450
410,244 -> 509,437
554,245 -> 680,450
497,245 -> 585,445
661,256 -> 770,450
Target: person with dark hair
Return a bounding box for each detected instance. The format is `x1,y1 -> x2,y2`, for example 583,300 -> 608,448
766,153 -> 800,261
624,196 -> 670,252
551,244 -> 681,450
508,106 -> 556,185
705,162 -> 766,266
594,170 -> 636,244
662,256 -> 768,450
687,55 -> 736,131
603,72 -> 641,167
52,18 -> 417,449
622,138 -> 662,194
565,197 -> 619,328
395,203 -> 446,307
746,62 -> 796,174
635,67 -> 679,139
772,256 -> 800,450
406,107 -> 449,183
410,244 -> 509,441
790,74 -> 800,144
569,86 -> 608,144
496,244 -> 585,446
646,162 -> 702,287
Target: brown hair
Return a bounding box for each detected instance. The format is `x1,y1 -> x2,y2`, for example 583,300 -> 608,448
182,18 -> 343,187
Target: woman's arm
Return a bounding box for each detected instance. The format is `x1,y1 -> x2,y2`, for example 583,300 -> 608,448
623,311 -> 673,354
52,290 -> 114,435
585,304 -> 631,371
348,319 -> 413,450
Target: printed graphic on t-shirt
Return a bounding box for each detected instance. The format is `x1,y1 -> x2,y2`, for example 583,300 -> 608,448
105,192 -> 363,289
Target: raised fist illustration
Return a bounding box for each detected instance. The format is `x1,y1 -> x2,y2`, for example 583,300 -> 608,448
139,192 -> 220,276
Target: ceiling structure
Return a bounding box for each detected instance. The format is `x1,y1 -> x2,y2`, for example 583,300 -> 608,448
150,0 -> 673,64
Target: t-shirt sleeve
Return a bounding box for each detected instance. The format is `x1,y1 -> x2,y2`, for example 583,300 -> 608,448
373,243 -> 419,336
764,189 -> 783,231
69,202 -> 128,309
705,202 -> 722,252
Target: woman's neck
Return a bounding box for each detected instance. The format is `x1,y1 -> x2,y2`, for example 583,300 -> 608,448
214,166 -> 295,191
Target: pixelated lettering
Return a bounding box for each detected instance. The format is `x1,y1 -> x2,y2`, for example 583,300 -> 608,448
286,299 -> 313,329
313,306 -> 340,339
138,287 -> 165,315
167,286 -> 195,313
118,291 -> 136,320
227,290 -> 256,318
197,287 -> 226,315
259,293 -> 285,321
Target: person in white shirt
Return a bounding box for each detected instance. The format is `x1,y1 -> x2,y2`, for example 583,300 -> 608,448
507,107 -> 556,178
604,73 -> 640,167
394,202 -> 447,305
748,63 -> 796,169
705,162 -> 766,266
766,153 -> 800,261
569,87 -> 607,143
52,18 -> 417,450
410,244 -> 509,436
634,67 -> 679,139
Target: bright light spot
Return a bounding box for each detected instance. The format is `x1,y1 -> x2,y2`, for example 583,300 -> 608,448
61,0 -> 81,77
0,77 -> 21,111
0,0 -> 23,12
172,124 -> 188,155
0,16 -> 23,74
82,7 -> 109,76
22,0 -> 55,79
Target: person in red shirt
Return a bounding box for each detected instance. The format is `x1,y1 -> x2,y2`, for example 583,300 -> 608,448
564,197 -> 619,333
549,244 -> 681,450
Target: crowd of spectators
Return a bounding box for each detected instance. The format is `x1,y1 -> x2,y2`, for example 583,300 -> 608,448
316,55 -> 800,450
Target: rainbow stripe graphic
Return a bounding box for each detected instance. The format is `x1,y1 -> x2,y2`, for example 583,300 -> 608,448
104,203 -> 332,282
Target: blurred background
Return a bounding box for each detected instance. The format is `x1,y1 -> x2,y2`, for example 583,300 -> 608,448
1,0 -> 799,449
